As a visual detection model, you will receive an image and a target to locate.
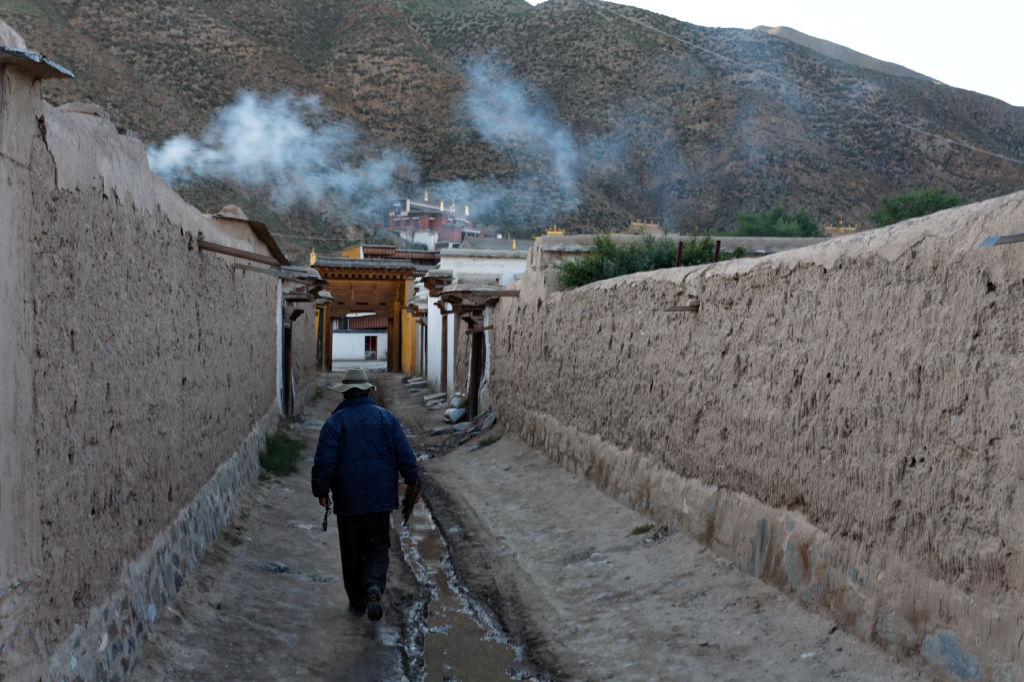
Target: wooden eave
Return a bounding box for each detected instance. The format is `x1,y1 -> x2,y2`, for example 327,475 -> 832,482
314,265 -> 418,281
421,270 -> 454,297
208,213 -> 288,266
440,284 -> 517,309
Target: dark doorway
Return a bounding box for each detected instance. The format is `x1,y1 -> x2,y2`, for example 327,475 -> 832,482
282,325 -> 293,416
469,330 -> 484,417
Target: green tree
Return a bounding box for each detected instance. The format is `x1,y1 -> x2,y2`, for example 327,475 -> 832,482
732,205 -> 822,237
557,234 -> 742,289
870,187 -> 964,227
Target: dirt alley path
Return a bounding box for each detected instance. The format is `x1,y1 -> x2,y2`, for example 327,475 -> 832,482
136,372 -> 929,681
135,381 -> 425,681
385,374 -> 929,682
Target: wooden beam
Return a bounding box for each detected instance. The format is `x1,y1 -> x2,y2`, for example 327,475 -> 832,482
198,237 -> 281,266
465,325 -> 494,335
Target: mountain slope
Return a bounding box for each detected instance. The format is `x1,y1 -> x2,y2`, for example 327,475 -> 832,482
755,25 -> 931,82
3,0 -> 1022,256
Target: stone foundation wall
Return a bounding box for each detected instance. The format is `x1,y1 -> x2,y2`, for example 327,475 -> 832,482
490,191 -> 1024,680
0,29 -> 317,680
47,409 -> 276,681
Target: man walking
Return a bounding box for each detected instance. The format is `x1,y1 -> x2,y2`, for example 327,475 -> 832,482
311,368 -> 420,620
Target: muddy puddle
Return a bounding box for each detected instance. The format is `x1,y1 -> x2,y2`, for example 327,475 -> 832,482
399,500 -> 534,681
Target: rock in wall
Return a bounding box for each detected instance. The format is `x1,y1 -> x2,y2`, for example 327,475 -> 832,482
490,191 -> 1024,679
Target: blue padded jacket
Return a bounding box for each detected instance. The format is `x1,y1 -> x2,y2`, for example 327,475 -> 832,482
310,396 -> 420,516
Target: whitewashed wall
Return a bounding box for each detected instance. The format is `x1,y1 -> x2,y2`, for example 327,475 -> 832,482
332,331 -> 387,361
438,250 -> 527,286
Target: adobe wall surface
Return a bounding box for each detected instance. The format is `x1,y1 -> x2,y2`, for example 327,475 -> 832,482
0,67 -> 43,674
291,300 -> 319,405
490,192 -> 1024,680
452,313 -> 471,397
0,31 -> 317,679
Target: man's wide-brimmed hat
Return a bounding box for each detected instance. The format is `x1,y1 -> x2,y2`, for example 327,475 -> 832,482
332,367 -> 375,394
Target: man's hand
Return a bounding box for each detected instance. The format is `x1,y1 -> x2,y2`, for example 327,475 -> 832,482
320,495 -> 332,532
401,481 -> 421,525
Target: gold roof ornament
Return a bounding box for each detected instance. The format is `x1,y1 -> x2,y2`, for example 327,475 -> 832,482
310,248 -> 317,266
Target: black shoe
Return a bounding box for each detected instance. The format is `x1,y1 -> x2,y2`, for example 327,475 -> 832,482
366,586 -> 383,621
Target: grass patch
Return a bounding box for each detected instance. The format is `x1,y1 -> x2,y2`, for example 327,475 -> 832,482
478,434 -> 502,448
630,523 -> 654,536
260,432 -> 304,477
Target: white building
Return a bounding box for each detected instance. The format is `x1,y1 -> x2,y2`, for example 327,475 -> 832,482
331,312 -> 388,362
416,248 -> 528,397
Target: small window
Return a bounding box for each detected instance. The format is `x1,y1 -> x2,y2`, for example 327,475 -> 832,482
364,336 -> 378,360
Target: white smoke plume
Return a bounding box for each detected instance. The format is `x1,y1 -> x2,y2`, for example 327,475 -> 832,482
147,61 -> 636,228
147,91 -> 415,218
457,59 -> 581,214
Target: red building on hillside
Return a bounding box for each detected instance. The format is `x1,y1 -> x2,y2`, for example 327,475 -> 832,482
385,196 -> 478,246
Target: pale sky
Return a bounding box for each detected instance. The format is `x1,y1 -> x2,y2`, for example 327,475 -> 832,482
526,0 -> 1023,107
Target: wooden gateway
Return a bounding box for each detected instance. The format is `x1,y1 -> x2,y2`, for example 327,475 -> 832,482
312,253 -> 434,373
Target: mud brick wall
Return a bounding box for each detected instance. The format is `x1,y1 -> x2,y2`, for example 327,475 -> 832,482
291,301 -> 319,405
490,192 -> 1024,680
0,39 -> 317,679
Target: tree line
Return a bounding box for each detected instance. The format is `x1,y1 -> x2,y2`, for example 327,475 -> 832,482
557,186 -> 964,288
733,186 -> 963,238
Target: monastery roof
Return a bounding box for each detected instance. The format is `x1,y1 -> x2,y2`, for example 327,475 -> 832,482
439,248 -> 529,260
537,234 -> 828,256
315,257 -> 427,270
459,237 -> 535,251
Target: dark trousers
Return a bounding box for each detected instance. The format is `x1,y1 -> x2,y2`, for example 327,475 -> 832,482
337,511 -> 391,609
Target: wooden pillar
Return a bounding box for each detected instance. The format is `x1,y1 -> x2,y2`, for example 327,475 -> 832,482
323,304 -> 335,372
451,309 -> 461,392
386,314 -> 398,372
439,302 -> 448,394
315,307 -> 324,371
390,281 -> 404,373
420,321 -> 427,378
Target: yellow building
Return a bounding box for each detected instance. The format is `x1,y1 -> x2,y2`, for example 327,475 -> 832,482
823,220 -> 858,237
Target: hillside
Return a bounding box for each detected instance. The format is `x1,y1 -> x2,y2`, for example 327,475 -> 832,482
754,25 -> 930,82
4,0 -> 1023,258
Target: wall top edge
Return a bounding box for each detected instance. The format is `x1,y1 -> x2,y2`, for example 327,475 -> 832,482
0,47 -> 73,79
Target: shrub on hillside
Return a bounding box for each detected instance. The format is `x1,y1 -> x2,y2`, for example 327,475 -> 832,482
870,187 -> 964,227
732,205 -> 822,237
557,234 -> 741,289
